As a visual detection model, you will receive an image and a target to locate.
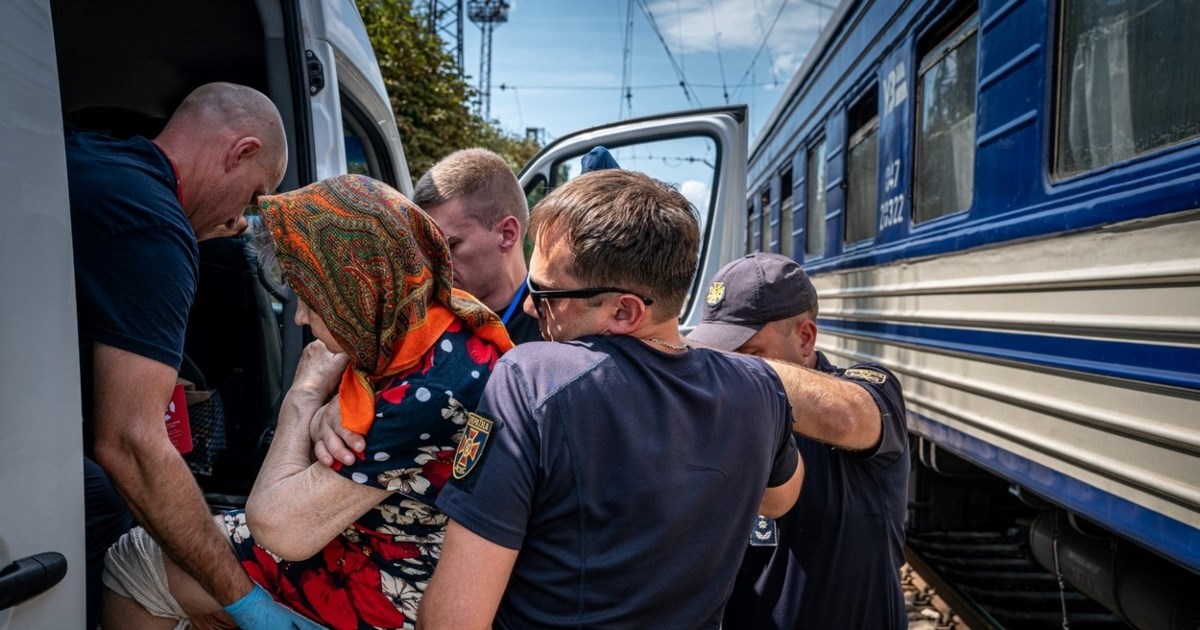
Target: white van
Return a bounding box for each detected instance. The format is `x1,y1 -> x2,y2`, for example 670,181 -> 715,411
0,1 -> 745,625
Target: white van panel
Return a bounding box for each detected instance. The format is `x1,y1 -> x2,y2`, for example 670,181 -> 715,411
304,0 -> 411,192
0,0 -> 86,626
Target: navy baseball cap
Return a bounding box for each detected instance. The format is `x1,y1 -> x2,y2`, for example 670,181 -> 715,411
686,253 -> 818,351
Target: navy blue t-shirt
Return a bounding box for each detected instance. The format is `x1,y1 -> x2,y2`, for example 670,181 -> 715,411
722,351 -> 910,629
67,132 -> 198,441
437,336 -> 798,629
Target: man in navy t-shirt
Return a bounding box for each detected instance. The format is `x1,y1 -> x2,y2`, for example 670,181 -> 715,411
419,169 -> 804,629
68,83 -> 305,628
688,253 -> 910,629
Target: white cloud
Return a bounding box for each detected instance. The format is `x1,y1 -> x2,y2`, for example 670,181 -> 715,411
771,51 -> 803,80
680,179 -> 711,213
645,0 -> 824,54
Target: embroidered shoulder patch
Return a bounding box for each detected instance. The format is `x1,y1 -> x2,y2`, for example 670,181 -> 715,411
843,367 -> 887,384
452,412 -> 494,480
706,281 -> 726,306
749,515 -> 778,547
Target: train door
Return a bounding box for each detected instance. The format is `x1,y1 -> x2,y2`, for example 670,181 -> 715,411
0,2 -> 85,627
518,105 -> 749,330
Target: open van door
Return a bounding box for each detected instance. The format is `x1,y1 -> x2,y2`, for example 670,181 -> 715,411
301,0 -> 411,193
0,2 -> 85,627
518,106 -> 748,330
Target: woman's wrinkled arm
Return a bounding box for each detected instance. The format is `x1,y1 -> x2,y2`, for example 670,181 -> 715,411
245,341 -> 389,560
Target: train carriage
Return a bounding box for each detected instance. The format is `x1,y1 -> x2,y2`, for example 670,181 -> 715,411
744,0 -> 1200,625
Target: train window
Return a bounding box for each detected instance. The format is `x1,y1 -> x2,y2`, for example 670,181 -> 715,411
806,138 -> 827,256
1055,0 -> 1200,175
780,168 -> 794,258
846,87 -> 880,243
760,187 -> 772,252
914,12 -> 978,222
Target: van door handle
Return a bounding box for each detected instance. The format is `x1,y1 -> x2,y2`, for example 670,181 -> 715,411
0,552 -> 68,611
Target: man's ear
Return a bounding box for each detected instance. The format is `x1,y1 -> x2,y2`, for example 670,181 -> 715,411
226,136 -> 263,172
796,317 -> 818,358
496,215 -> 522,251
604,294 -> 648,336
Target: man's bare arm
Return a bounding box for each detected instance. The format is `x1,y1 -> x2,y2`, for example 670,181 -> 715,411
417,520 -> 519,630
91,343 -> 253,605
763,358 -> 883,451
758,456 -> 803,518
246,341 -> 389,560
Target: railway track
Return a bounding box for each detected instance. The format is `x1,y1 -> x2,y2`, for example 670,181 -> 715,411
905,528 -> 1127,629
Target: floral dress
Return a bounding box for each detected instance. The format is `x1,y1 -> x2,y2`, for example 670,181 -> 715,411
219,319 -> 503,630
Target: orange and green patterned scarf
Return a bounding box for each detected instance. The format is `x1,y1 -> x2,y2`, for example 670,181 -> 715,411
259,174 -> 514,435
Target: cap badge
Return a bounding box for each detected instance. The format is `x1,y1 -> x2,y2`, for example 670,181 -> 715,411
706,281 -> 726,306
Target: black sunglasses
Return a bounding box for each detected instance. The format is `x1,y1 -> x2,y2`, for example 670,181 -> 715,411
526,277 -> 654,317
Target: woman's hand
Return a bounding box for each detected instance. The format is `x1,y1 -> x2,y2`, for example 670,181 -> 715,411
308,395 -> 368,467
289,340 -> 350,403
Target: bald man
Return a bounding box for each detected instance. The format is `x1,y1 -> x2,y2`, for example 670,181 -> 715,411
67,82 -> 308,628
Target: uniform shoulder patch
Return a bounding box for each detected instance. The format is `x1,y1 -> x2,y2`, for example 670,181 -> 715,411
706,281 -> 726,306
843,367 -> 888,385
452,412 -> 494,480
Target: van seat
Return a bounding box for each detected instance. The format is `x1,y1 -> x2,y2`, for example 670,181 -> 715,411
184,234 -> 282,496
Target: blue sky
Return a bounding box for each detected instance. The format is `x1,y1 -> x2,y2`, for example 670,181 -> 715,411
458,0 -> 834,145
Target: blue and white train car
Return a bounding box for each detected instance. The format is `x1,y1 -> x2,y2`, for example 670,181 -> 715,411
744,0 -> 1199,624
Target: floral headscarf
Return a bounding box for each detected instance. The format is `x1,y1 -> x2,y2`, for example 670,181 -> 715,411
259,174 -> 513,434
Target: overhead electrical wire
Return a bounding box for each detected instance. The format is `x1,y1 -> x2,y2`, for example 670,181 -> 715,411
498,81 -> 780,91
731,0 -> 790,100
752,0 -> 781,87
634,0 -> 699,107
620,0 -> 636,118
708,0 -> 730,104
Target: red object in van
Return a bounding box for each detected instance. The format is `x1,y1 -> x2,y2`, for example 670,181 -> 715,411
164,383 -> 193,454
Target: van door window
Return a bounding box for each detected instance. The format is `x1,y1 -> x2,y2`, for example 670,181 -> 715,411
550,136 -> 718,240
342,93 -> 396,185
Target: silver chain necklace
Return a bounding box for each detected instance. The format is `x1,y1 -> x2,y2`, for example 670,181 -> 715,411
647,337 -> 688,351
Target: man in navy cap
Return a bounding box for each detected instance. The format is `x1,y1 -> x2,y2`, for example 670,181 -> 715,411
687,253 -> 910,630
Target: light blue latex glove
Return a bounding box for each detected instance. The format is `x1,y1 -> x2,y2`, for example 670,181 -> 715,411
224,583 -> 325,629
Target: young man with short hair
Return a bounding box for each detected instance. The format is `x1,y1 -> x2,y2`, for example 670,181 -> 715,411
414,148 -> 540,344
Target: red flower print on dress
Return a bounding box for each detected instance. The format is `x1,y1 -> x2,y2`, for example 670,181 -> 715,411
298,537 -> 408,630
390,348 -> 436,385
466,335 -> 500,370
240,546 -> 318,622
414,445 -> 457,489
380,380 -> 411,405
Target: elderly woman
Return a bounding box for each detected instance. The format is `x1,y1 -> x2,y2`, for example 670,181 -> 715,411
102,174 -> 513,630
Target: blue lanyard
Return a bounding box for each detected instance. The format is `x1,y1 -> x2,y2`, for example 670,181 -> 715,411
500,279 -> 528,325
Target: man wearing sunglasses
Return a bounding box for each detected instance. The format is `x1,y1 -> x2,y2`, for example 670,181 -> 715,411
419,169 -> 804,629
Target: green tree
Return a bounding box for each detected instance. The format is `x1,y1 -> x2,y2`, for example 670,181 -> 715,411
356,0 -> 541,184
